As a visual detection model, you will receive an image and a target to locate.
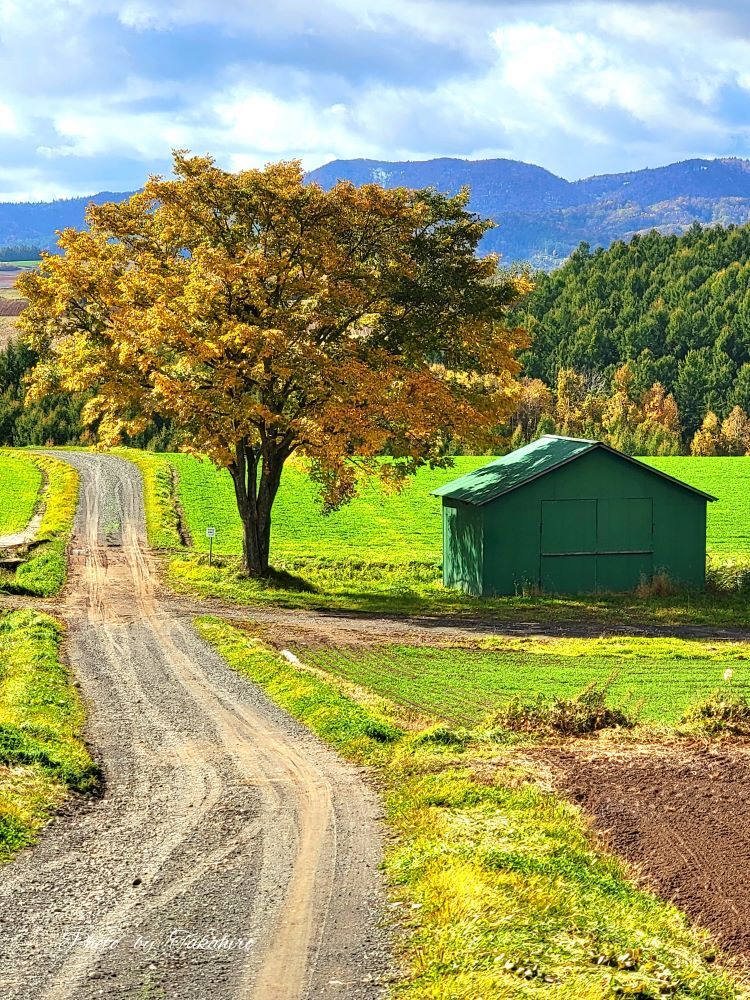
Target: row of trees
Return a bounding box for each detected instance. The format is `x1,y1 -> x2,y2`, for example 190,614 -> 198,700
507,364 -> 682,455
507,363 -> 750,457
0,245 -> 42,262
0,341 -> 179,449
0,341 -> 86,446
513,224 -> 750,440
691,407 -> 750,456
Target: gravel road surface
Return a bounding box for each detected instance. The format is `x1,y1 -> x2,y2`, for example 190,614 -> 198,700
0,452 -> 390,1000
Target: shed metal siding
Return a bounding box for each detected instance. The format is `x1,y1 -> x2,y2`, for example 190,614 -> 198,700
473,447 -> 708,595
442,500 -> 483,595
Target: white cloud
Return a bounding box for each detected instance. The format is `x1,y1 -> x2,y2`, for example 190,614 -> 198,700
0,1 -> 747,196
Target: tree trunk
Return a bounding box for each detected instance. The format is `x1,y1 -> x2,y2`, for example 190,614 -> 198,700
228,438 -> 288,577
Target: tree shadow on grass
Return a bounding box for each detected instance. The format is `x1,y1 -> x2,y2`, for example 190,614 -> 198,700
175,554 -> 750,630
262,567 -> 319,593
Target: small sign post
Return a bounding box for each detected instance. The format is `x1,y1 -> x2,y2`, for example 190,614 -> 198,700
206,526 -> 216,566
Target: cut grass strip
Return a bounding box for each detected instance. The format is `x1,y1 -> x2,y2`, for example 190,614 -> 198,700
196,616 -> 740,999
0,609 -> 97,863
0,450 -> 42,535
0,453 -> 79,597
116,448 -> 184,550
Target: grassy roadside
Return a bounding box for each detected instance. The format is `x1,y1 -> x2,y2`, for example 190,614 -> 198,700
0,452 -> 78,597
196,616 -> 740,999
0,609 -> 97,862
0,450 -> 42,534
171,554 -> 750,627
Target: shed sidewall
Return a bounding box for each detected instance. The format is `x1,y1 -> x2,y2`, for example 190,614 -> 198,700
441,498 -> 483,595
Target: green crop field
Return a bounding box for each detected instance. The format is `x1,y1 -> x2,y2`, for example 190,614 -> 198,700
140,452 -> 750,561
644,456 -> 750,554
0,452 -> 42,536
297,636 -> 750,725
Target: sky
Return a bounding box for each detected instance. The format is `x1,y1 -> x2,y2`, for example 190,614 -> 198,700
1,0 -> 750,200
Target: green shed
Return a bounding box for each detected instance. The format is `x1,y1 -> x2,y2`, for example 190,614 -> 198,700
433,435 -> 716,596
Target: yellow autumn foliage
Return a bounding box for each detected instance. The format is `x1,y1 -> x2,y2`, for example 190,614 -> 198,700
19,153 -> 529,573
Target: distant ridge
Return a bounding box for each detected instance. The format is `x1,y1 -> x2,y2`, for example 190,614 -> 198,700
8,157 -> 750,267
308,156 -> 750,268
0,191 -> 134,251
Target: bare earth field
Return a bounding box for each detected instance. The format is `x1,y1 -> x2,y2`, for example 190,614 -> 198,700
0,295 -> 24,346
543,745 -> 750,965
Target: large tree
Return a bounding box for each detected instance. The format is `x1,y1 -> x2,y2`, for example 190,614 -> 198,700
20,153 -> 529,576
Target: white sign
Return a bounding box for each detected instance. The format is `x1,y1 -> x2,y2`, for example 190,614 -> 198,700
205,527 -> 216,538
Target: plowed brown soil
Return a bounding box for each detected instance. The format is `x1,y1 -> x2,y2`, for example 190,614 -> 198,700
544,745 -> 750,963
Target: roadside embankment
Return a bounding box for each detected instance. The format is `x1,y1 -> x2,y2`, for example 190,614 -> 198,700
0,609 -> 97,863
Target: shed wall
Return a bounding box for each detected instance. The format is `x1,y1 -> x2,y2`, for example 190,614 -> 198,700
442,499 -> 483,595
478,449 -> 707,595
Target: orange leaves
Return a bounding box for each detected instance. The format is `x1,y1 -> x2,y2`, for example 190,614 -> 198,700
21,151 -> 530,512
642,382 -> 680,435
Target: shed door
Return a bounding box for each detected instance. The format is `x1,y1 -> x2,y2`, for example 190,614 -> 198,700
541,499 -> 597,554
596,498 -> 653,592
540,497 -> 654,594
541,500 -> 597,594
597,498 -> 653,553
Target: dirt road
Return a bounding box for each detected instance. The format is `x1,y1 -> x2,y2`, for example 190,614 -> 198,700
0,453 -> 389,999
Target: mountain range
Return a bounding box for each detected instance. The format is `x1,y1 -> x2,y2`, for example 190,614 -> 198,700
9,157 -> 750,268
308,157 -> 750,267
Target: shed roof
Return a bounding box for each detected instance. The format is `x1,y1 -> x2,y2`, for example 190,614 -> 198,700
431,435 -> 717,505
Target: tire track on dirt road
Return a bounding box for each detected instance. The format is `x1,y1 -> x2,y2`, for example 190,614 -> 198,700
0,452 -> 389,1000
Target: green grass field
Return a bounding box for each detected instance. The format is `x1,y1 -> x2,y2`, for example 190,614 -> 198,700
0,610 -> 97,862
130,452 -> 750,561
646,456 -> 750,554
123,449 -> 750,621
0,452 -> 42,536
297,636 -> 750,726
130,451 -> 476,560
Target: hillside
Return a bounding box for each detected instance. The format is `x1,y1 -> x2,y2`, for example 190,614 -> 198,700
513,223 -> 750,440
0,191 -> 133,251
308,156 -> 750,267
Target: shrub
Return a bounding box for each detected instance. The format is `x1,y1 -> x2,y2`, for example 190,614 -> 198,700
410,724 -> 469,748
707,557 -> 750,595
363,718 -> 401,744
681,687 -> 750,735
490,679 -> 635,736
635,571 -> 680,598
